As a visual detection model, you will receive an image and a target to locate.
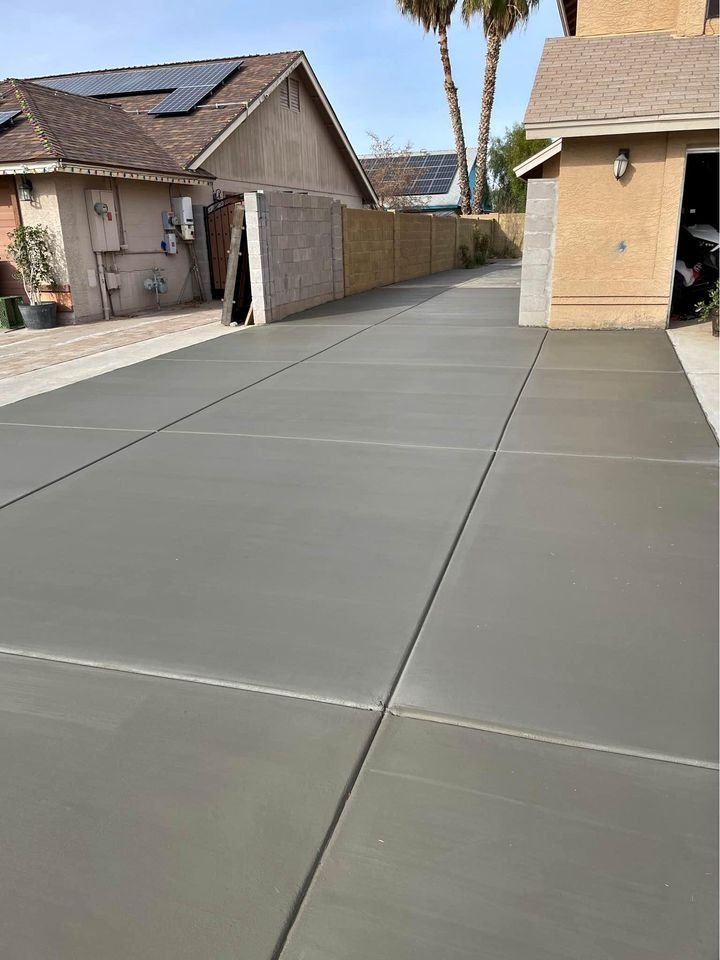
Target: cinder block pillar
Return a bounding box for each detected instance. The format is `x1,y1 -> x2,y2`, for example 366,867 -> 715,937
519,179 -> 558,328
245,191 -> 272,324
331,201 -> 344,300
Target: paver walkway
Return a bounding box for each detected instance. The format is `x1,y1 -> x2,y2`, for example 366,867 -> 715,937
0,262 -> 717,959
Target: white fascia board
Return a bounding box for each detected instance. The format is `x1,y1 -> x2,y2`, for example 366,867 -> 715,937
525,113 -> 720,139
189,54 -> 379,206
513,139 -> 562,179
0,160 -> 212,184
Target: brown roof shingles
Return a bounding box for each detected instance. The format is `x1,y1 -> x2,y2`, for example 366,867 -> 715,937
0,52 -> 302,174
525,33 -> 720,128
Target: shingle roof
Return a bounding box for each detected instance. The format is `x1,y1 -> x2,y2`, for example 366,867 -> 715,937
0,52 -> 301,174
525,33 -> 720,130
0,79 -> 193,176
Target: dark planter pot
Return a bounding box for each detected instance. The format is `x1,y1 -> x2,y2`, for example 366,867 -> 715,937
711,306 -> 719,338
18,302 -> 58,330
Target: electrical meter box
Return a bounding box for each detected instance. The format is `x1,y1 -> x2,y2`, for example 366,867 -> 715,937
171,196 -> 195,240
85,189 -> 120,252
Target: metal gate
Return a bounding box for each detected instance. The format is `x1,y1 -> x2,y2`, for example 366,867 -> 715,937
205,194 -> 243,297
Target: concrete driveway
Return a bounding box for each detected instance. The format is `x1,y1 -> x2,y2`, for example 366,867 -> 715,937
0,262 -> 717,959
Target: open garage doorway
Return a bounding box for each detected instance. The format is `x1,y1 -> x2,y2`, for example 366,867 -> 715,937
670,149 -> 719,326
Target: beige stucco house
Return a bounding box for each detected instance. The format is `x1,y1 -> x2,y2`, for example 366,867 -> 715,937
0,52 -> 376,322
517,0 -> 719,329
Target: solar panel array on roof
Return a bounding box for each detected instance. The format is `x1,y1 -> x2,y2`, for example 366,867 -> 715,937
36,60 -> 243,115
362,152 -> 458,196
0,109 -> 21,129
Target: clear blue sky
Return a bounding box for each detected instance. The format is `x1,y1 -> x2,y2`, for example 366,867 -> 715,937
4,0 -> 561,154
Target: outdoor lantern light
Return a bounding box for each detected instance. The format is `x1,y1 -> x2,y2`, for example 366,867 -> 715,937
18,176 -> 33,201
613,149 -> 630,181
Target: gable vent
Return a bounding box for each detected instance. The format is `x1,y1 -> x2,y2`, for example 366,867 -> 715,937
280,77 -> 300,112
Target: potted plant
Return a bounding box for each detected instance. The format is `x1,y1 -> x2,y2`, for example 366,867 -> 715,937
7,225 -> 58,329
695,280 -> 719,338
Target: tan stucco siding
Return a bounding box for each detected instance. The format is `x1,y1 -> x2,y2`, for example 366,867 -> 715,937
576,0 -> 709,35
206,72 -> 365,203
549,130 -> 719,329
18,176 -> 70,287
541,153 -> 561,178
55,175 -> 198,321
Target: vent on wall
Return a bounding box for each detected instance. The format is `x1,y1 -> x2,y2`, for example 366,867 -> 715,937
280,77 -> 300,112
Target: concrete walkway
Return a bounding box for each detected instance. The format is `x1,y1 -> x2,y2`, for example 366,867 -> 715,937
0,262 -> 716,960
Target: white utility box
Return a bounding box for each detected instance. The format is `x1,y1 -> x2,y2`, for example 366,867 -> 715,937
85,189 -> 120,252
171,196 -> 195,240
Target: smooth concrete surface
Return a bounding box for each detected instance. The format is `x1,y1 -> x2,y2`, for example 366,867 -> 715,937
394,452 -> 719,763
0,306 -> 230,406
172,362 -> 527,450
668,323 -> 719,440
281,717 -> 718,960
0,267 -> 716,959
0,358 -> 290,431
0,423 -> 147,507
315,325 -> 544,368
501,368 -> 719,462
538,330 -> 683,371
0,432 -> 490,707
0,654 -> 374,960
164,324 -> 366,363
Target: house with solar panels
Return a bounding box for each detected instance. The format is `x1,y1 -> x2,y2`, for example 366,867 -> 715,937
361,149 -> 478,213
0,52 -> 377,321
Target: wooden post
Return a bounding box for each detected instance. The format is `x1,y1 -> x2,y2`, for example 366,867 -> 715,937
221,203 -> 245,326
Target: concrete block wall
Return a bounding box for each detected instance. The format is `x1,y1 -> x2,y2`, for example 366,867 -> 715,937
456,217 -> 494,264
518,179 -> 558,327
431,217 -> 456,273
245,191 -> 343,324
394,213 -> 432,282
343,208 -> 395,295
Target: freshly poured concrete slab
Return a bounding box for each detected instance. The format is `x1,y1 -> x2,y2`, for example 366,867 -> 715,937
502,368 -> 718,462
315,325 -> 544,368
0,654 -> 374,960
0,358 -> 290,431
388,289 -> 520,327
537,330 -> 682,371
281,717 -> 718,960
394,452 -> 719,763
0,423 -> 147,507
164,324 -> 365,363
172,361 -> 527,450
0,432 -> 490,706
287,290 -> 446,326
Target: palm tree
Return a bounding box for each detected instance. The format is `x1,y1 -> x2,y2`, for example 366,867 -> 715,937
462,0 -> 539,213
397,0 -> 472,214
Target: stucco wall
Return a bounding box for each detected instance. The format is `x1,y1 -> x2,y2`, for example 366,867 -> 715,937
549,130 -> 719,329
54,175 -> 202,322
576,0 -> 708,36
245,191 -> 344,324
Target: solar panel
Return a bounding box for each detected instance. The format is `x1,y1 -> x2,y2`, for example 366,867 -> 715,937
36,60 -> 242,114
0,109 -> 21,128
362,152 -> 458,196
150,84 -> 215,115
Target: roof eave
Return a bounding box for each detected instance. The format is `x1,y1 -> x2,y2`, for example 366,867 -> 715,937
0,158 -> 213,184
513,139 -> 562,180
525,113 -> 720,139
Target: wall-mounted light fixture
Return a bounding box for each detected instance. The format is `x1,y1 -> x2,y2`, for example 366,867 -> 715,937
613,149 -> 630,181
18,176 -> 33,201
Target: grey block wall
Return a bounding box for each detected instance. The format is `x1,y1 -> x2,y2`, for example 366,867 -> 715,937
245,191 -> 344,324
519,179 -> 558,328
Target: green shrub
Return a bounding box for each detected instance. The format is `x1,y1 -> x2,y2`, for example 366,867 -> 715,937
7,225 -> 55,304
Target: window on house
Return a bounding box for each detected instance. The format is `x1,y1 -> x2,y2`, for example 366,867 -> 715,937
280,77 -> 301,112
708,0 -> 719,17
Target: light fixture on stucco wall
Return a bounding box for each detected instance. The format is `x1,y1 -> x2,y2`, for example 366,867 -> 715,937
18,176 -> 33,201
613,149 -> 630,181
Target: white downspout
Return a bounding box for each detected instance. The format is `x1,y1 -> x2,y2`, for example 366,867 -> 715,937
95,251 -> 111,321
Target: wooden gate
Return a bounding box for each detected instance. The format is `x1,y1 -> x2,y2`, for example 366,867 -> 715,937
0,176 -> 23,299
205,195 -> 243,297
